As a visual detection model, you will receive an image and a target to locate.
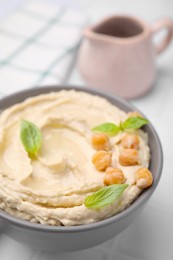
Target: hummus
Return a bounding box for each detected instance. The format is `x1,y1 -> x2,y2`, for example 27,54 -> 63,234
0,90 -> 150,226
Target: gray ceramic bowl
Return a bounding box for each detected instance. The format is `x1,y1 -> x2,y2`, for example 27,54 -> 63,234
0,86 -> 163,252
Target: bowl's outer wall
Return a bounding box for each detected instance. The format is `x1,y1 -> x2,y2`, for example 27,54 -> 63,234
1,205 -> 145,252
0,86 -> 163,251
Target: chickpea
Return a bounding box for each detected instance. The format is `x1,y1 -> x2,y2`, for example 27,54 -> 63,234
91,133 -> 111,151
104,167 -> 126,185
135,168 -> 153,189
128,111 -> 142,118
121,134 -> 140,150
92,150 -> 112,171
119,149 -> 139,166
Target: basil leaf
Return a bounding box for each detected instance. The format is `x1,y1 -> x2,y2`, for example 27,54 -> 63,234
122,117 -> 149,130
20,119 -> 42,156
92,123 -> 120,136
84,184 -> 128,209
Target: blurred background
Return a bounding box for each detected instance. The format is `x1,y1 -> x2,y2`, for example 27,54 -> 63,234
0,0 -> 173,259
0,0 -> 173,96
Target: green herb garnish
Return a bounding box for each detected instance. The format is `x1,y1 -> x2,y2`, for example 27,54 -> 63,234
84,184 -> 128,209
122,117 -> 149,130
92,116 -> 149,136
92,123 -> 120,136
20,119 -> 42,156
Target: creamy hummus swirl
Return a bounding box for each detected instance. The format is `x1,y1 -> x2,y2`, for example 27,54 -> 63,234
0,90 -> 150,226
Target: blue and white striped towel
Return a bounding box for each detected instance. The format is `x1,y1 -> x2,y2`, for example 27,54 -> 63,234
0,0 -> 87,97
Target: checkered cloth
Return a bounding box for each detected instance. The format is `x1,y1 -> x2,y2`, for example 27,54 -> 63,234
0,0 -> 87,97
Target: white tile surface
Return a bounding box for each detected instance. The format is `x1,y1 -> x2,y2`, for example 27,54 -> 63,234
38,24 -> 81,47
0,12 -> 46,37
0,66 -> 38,94
0,34 -> 23,61
51,51 -> 76,78
39,75 -> 62,85
60,9 -> 87,25
11,44 -> 64,71
78,0 -> 173,21
23,0 -> 61,19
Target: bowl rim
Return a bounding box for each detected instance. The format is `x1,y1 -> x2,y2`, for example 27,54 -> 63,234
0,85 -> 163,233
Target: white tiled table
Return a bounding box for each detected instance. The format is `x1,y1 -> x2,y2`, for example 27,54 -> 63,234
0,0 -> 173,259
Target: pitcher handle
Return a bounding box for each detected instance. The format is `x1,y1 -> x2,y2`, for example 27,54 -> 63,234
152,18 -> 173,55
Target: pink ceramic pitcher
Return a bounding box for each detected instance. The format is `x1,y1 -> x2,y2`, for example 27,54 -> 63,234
78,15 -> 173,99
